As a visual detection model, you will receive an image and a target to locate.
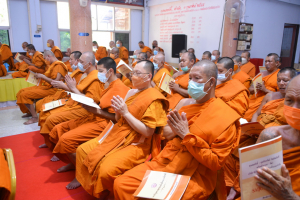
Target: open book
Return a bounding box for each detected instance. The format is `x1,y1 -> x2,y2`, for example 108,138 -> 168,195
42,99 -> 68,111
134,170 -> 190,200
158,72 -> 174,95
252,73 -> 262,97
117,59 -> 132,77
68,92 -> 100,109
241,122 -> 265,136
26,71 -> 41,86
239,136 -> 283,200
14,53 -> 23,63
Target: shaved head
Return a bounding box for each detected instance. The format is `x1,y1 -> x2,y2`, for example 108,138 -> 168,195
82,51 -> 96,66
212,50 -> 220,56
66,48 -> 71,53
278,67 -> 297,79
203,51 -> 211,58
137,60 -> 154,80
134,50 -> 141,55
139,52 -> 147,60
22,42 -> 28,48
193,60 -> 218,82
217,57 -> 234,70
285,75 -> 300,108
155,54 -> 165,62
43,50 -> 55,58
111,47 -> 119,54
47,39 -> 54,45
232,55 -> 242,63
188,48 -> 195,54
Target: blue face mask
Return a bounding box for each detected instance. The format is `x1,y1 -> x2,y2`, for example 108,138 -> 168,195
71,64 -> 77,71
98,71 -> 109,83
153,62 -> 159,70
153,50 -> 158,55
116,44 -> 120,48
217,70 -> 230,81
133,55 -> 137,59
181,66 -> 189,72
78,62 -> 87,72
211,55 -> 216,61
188,79 -> 211,100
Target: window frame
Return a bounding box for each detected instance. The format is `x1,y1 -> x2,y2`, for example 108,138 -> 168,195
0,0 -> 13,49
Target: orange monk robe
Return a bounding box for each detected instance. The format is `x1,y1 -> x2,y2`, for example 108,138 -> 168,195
157,46 -> 164,52
76,88 -> 169,198
39,70 -> 104,146
119,46 -> 129,64
243,69 -> 280,121
0,44 -> 15,71
232,70 -> 252,89
196,58 -> 200,63
141,46 -> 153,55
152,67 -> 171,96
113,98 -> 241,200
257,99 -> 287,128
0,53 -> 7,77
35,68 -> 84,113
240,61 -> 256,78
16,61 -> 68,114
64,60 -> 73,72
149,57 -> 173,73
51,46 -> 63,61
49,79 -> 130,157
95,46 -> 107,61
14,52 -> 31,70
114,58 -> 121,66
167,72 -> 189,111
0,149 -> 11,200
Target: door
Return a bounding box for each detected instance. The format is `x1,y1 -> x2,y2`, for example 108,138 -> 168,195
280,24 -> 299,68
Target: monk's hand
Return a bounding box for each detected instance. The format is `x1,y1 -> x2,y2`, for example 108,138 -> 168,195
169,81 -> 179,92
111,95 -> 128,116
65,75 -> 77,91
255,165 -> 299,200
24,58 -> 31,64
81,104 -> 100,115
51,80 -> 65,89
19,55 -> 25,60
34,73 -> 44,79
256,81 -> 268,93
167,110 -> 189,139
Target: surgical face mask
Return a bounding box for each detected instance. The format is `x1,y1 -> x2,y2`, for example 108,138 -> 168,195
131,74 -> 149,88
181,66 -> 189,72
153,62 -> 159,70
217,70 -> 230,81
241,58 -> 247,65
133,55 -> 137,59
116,44 -> 120,48
71,64 -> 77,71
188,78 -> 211,100
78,62 -> 88,72
93,46 -> 97,51
211,55 -> 216,60
47,43 -> 51,47
153,50 -> 158,55
23,48 -> 27,51
29,52 -> 34,56
98,71 -> 109,83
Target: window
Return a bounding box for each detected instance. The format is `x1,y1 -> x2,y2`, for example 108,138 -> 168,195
0,30 -> 9,46
93,31 -> 114,49
57,2 -> 70,29
59,31 -> 70,51
115,33 -> 129,50
115,7 -> 130,31
0,0 -> 9,26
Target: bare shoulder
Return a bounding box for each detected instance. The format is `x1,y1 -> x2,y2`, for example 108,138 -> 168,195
270,92 -> 284,100
172,71 -> 183,79
256,126 -> 281,144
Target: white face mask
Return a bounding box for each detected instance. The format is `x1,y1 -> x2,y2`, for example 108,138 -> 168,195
211,55 -> 216,61
217,70 -> 230,81
29,52 -> 34,56
93,46 -> 97,51
241,58 -> 247,65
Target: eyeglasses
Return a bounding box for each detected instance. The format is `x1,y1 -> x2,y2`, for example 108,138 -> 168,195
129,71 -> 149,77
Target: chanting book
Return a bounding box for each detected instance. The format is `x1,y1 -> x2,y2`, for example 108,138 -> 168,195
134,170 -> 190,200
241,122 -> 265,136
239,136 -> 283,200
14,53 -> 22,62
252,73 -> 263,98
68,92 -> 100,109
117,59 -> 132,77
26,71 -> 41,86
158,72 -> 174,95
42,99 -> 68,111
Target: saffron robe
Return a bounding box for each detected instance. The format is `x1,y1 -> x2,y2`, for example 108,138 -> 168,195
95,46 -> 107,61
0,53 -> 7,77
14,52 -> 31,70
152,67 -> 172,96
64,60 -> 73,72
12,52 -> 33,78
51,46 -> 63,61
0,44 -> 15,71
240,61 -> 256,78
141,46 -> 153,55
27,51 -> 47,74
0,148 -> 11,200
119,46 -> 129,64
113,98 -> 241,200
232,70 -> 252,89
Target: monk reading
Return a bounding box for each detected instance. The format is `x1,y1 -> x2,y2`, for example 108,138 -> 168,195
215,57 -> 250,117
167,52 -> 195,111
16,50 -> 68,124
113,60 -> 241,200
0,41 -> 15,71
0,52 -> 7,77
152,40 -> 164,53
188,48 -> 199,63
202,50 -> 212,61
93,41 -> 107,62
12,42 -> 34,78
212,50 -> 221,64
48,57 -> 129,189
63,48 -> 73,72
14,42 -> 30,71
244,53 -> 281,121
47,39 -> 63,61
240,51 -> 256,78
116,40 -> 129,64
75,60 -> 169,198
139,41 -> 152,58
232,55 -> 252,89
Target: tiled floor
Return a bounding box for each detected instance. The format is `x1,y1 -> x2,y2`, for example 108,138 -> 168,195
0,106 -> 40,138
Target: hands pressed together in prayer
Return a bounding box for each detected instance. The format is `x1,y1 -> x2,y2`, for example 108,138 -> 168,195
169,81 -> 179,93
51,80 -> 65,88
65,75 -> 77,91
111,95 -> 129,116
167,110 -> 189,139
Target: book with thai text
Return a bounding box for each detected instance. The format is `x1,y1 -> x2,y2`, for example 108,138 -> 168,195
117,59 -> 132,77
252,73 -> 262,98
25,71 -> 41,86
158,72 -> 174,95
42,99 -> 68,111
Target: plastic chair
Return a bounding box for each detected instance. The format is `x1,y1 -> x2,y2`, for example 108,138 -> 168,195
3,149 -> 16,200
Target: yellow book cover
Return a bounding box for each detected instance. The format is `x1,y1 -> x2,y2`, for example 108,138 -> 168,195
42,99 -> 68,111
25,71 -> 41,86
252,73 -> 263,97
117,59 -> 132,77
158,72 -> 174,95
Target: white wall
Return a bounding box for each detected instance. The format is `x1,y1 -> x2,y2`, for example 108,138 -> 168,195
130,9 -> 143,51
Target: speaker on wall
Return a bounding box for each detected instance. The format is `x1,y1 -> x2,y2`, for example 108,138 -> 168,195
172,34 -> 187,58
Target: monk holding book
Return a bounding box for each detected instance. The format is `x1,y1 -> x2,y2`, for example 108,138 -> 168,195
232,55 -> 252,89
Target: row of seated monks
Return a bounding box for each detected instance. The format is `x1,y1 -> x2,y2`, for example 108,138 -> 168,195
3,37 -> 300,199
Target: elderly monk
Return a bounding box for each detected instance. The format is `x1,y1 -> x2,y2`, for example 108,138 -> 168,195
188,48 -> 199,63
202,51 -> 212,61
244,53 -> 281,121
35,51 -> 84,114
212,50 -> 220,64
93,41 -> 107,62
38,52 -> 103,147
0,41 -> 15,71
167,52 -> 195,111
116,40 -> 129,64
14,42 -> 30,71
130,49 -> 140,64
110,47 -> 123,79
48,57 -> 130,189
241,51 -> 256,78
138,41 -> 152,59
232,55 -> 252,89
47,39 -> 63,61
0,52 -> 7,77
107,40 -> 116,57
251,67 -> 297,128
16,50 -> 68,124
114,60 -> 241,200
63,48 -> 73,72
152,40 -> 164,53
75,60 -> 168,197
215,57 -> 249,117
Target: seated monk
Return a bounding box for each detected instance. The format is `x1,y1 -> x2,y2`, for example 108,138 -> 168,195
14,42 -> 30,70
152,40 -> 164,53
110,47 -> 123,79
38,52 -> 104,148
93,41 -> 107,62
47,57 -> 129,189
75,60 -> 169,198
215,57 -> 250,117
12,43 -> 34,78
167,52 -> 195,111
47,39 -> 63,61
63,48 -> 73,72
0,41 -> 15,71
188,48 -> 199,62
116,40 -> 129,64
16,50 -> 68,125
0,52 -> 7,77
106,40 -> 116,57
243,53 -> 281,121
212,50 -> 221,64
150,50 -> 174,73
241,51 -> 256,78
232,55 -> 252,89
251,67 -> 297,128
35,51 -> 84,115
202,50 -> 212,61
130,49 -> 140,64
113,60 -> 241,200
139,41 -> 153,58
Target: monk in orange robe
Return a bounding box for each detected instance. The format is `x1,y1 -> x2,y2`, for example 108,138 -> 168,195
47,39 -> 63,61
139,41 -> 153,59
202,50 -> 212,61
0,148 -> 11,200
93,41 -> 107,61
14,42 -> 30,71
35,51 -> 84,114
113,60 -> 241,200
0,52 -> 7,77
38,52 -> 104,147
187,48 -> 200,63
75,60 -> 168,197
152,40 -> 164,52
63,48 -> 73,72
243,53 -> 281,121
232,55 -> 252,89
48,57 -> 130,189
215,57 -> 250,117
16,50 -> 68,124
240,51 -> 256,78
212,50 -> 220,63
117,40 -> 129,64
0,41 -> 15,71
167,52 -> 195,111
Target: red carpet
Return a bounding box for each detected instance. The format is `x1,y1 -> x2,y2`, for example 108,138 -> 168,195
0,131 -> 96,200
